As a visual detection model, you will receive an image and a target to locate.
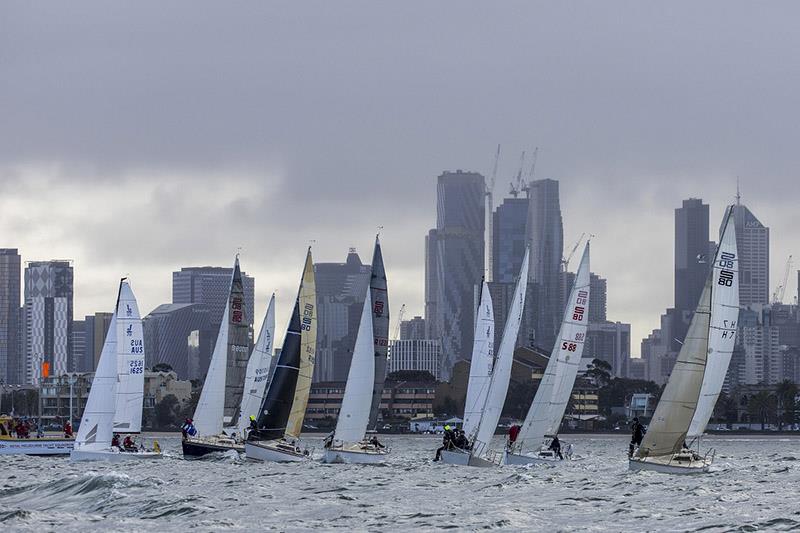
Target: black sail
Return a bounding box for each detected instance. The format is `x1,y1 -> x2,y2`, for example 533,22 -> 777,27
248,298 -> 301,442
368,236 -> 389,429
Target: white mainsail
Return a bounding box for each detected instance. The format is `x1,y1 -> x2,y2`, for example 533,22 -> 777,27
638,274 -> 712,458
462,282 -> 495,440
113,281 -> 145,433
688,209 -> 739,438
74,283 -> 121,451
235,293 -> 276,434
516,243 -> 590,452
333,287 -> 374,444
473,247 -> 529,457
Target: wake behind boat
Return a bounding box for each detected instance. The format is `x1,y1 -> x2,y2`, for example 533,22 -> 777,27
629,208 -> 738,474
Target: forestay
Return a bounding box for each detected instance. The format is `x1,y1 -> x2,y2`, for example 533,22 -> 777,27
474,248 -> 529,457
334,287 -> 374,444
235,293 -> 276,435
113,281 -> 145,434
516,243 -> 590,452
688,209 -> 739,438
462,282 -> 495,440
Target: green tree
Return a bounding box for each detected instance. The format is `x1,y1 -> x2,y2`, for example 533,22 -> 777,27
585,359 -> 612,388
154,394 -> 180,429
152,363 -> 174,373
775,381 -> 798,429
747,391 -> 777,430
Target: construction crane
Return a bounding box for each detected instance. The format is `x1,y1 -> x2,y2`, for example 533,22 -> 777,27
485,144 -> 501,281
561,232 -> 586,273
387,304 -> 406,367
508,150 -> 526,198
772,255 -> 794,304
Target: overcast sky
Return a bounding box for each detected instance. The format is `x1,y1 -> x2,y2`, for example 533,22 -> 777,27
2,1 -> 799,352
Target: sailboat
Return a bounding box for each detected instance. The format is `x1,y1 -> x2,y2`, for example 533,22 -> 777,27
182,257 -> 252,457
246,248 -> 316,462
71,279 -> 161,462
629,208 -> 738,474
504,242 -> 590,465
440,247 -> 529,467
367,235 -> 389,432
322,286 -> 388,464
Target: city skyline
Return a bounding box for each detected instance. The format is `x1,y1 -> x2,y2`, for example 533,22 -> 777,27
2,2 -> 799,357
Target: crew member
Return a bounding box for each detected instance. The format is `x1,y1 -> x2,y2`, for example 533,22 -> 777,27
123,435 -> 136,451
434,425 -> 455,461
63,420 -> 73,438
629,417 -> 645,458
249,415 -> 258,431
549,435 -> 564,460
112,433 -> 121,448
181,418 -> 197,438
369,435 -> 385,449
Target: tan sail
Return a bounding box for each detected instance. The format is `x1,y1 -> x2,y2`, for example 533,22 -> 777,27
637,276 -> 712,458
285,249 -> 317,439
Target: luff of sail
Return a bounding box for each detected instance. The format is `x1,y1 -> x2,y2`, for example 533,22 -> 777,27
473,247 -> 529,457
368,236 -> 389,430
516,243 -> 590,452
637,275 -> 712,458
688,208 -> 739,438
223,259 -> 251,427
285,249 -> 316,439
113,280 -> 145,433
334,287 -> 375,444
74,281 -> 122,451
462,281 -> 494,440
234,293 -> 276,435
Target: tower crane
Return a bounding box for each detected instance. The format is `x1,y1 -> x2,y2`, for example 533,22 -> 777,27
387,304 -> 406,367
509,150 -> 527,198
561,232 -> 586,273
772,255 -> 793,304
486,144 -> 501,281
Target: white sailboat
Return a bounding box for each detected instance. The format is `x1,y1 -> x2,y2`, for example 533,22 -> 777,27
71,279 -> 161,462
629,209 -> 737,474
441,247 -> 529,467
504,243 -> 590,465
323,287 -> 388,464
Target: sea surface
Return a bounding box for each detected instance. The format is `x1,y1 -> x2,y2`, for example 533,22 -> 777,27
1,433 -> 798,532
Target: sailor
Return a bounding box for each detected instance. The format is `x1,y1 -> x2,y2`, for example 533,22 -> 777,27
369,435 -> 385,449
549,436 -> 564,460
433,425 -> 455,461
454,429 -> 468,450
63,420 -> 73,438
181,418 -> 197,438
629,417 -> 645,458
123,435 -> 136,451
507,424 -> 521,449
323,432 -> 334,449
112,433 -> 121,448
248,415 -> 257,431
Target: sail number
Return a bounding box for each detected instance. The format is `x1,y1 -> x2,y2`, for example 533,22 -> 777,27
301,303 -> 314,331
572,290 -> 588,321
561,342 -> 578,352
718,252 -> 736,287
231,297 -> 243,323
130,339 -> 143,354
129,360 -> 144,374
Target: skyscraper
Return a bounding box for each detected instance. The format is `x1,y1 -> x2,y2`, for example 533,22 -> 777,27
24,260 -> 73,383
492,197 -> 529,284
673,198 -> 712,351
172,266 -> 255,328
526,179 -> 563,350
314,248 -> 371,382
0,249 -> 21,384
425,170 -> 485,381
85,312 -> 113,371
143,303 -> 214,380
730,200 -> 769,306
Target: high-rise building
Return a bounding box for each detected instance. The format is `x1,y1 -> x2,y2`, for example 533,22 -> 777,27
730,200 -> 769,306
673,198 -> 712,351
0,249 -> 21,384
560,271 -> 607,324
584,321 -> 631,378
70,320 -> 87,372
23,260 -> 73,383
399,316 -> 426,341
84,312 -> 113,371
425,170 -> 485,381
314,249 -> 372,382
526,179 -> 563,350
143,303 -> 214,380
172,266 -> 255,328
387,339 -> 442,380
492,197 -> 529,284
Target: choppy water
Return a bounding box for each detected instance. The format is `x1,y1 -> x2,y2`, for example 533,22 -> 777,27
1,434 -> 798,532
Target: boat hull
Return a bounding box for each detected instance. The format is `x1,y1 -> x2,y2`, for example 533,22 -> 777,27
245,440 -> 310,463
322,446 -> 388,464
440,449 -> 495,467
0,437 -> 74,456
502,450 -> 564,466
629,455 -> 711,475
182,436 -> 244,457
70,448 -> 162,462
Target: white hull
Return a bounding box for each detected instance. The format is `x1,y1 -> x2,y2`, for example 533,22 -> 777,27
629,454 -> 711,475
440,449 -> 495,468
322,446 -> 388,464
503,450 -> 563,466
0,438 -> 74,456
245,440 -> 310,463
70,447 -> 162,462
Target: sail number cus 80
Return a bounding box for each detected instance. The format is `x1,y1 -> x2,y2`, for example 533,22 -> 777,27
301,303 -> 314,331
717,252 -> 736,287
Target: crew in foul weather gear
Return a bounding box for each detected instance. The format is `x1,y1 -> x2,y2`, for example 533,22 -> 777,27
181,418 -> 197,438
369,436 -> 385,449
123,435 -> 136,451
629,417 -> 645,458
112,434 -> 121,448
323,432 -> 334,449
507,424 -> 521,449
249,415 -> 257,431
433,425 -> 455,461
549,436 -> 563,460
63,420 -> 73,438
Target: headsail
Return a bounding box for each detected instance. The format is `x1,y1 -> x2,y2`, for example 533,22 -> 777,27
516,243 -> 590,452
333,287 -> 375,444
235,293 -> 276,435
462,281 -> 495,440
688,208 -> 739,438
637,272 -> 712,458
474,247 -> 529,457
285,249 -> 316,439
113,280 -> 145,433
368,235 -> 389,430
74,281 -> 121,451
